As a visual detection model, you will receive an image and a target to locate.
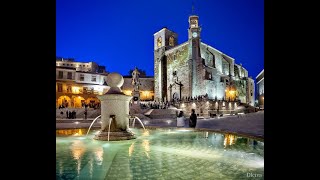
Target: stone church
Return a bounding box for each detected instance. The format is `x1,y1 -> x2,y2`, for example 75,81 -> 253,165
154,14 -> 255,106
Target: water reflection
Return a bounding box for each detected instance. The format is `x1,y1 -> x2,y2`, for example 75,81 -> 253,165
142,140 -> 150,158
57,129 -> 264,179
70,140 -> 86,176
94,147 -> 104,165
223,133 -> 237,148
129,143 -> 135,157
56,128 -> 88,136
71,140 -> 86,160
142,130 -> 150,137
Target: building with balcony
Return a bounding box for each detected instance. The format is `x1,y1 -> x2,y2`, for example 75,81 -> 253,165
56,58 -> 109,108
56,58 -> 155,108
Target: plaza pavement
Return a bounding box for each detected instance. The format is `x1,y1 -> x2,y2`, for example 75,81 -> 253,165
56,111 -> 264,140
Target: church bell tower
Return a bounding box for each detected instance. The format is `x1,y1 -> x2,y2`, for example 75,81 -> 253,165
188,13 -> 204,97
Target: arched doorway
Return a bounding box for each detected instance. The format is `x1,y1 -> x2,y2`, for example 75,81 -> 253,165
85,97 -> 100,108
57,95 -> 71,108
72,95 -> 85,108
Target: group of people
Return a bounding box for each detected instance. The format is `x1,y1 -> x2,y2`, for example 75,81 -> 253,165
173,94 -> 209,102
176,109 -> 197,128
60,110 -> 77,119
139,101 -> 171,109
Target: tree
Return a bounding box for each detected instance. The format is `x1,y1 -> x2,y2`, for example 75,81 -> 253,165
128,68 -> 146,77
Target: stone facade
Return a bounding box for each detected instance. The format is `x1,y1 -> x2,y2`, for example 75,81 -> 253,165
256,69 -> 264,109
153,14 -> 255,106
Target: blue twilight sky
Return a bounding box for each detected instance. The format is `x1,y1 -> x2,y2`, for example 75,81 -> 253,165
56,0 -> 264,78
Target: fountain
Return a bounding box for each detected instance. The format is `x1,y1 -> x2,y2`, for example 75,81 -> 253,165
86,115 -> 101,136
130,116 -> 146,130
94,72 -> 135,141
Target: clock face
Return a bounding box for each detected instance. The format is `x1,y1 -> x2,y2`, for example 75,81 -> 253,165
157,37 -> 162,47
192,32 -> 198,38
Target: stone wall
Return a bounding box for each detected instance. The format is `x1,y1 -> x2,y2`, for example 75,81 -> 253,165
166,43 -> 190,101
246,78 -> 255,106
154,47 -> 165,101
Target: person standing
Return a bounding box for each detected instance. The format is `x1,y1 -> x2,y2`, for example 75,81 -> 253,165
189,109 -> 197,128
177,111 -> 185,127
60,111 -> 64,119
84,110 -> 87,120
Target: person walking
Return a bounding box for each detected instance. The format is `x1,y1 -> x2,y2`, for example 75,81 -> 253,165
189,109 -> 197,128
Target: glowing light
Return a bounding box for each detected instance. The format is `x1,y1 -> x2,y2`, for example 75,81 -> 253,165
166,120 -> 172,124
142,130 -> 150,136
74,122 -> 79,124
223,134 -> 237,148
71,140 -> 85,160
142,91 -> 150,96
142,140 -> 150,158
122,90 -> 132,96
94,147 -> 103,163
262,97 -> 264,100
72,87 -> 80,94
176,129 -> 192,132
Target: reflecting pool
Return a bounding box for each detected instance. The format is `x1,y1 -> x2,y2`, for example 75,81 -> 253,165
56,128 -> 264,179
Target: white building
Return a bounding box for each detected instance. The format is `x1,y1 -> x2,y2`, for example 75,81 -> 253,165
56,57 -> 109,108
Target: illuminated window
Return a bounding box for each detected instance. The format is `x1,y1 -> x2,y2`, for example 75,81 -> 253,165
67,72 -> 72,79
57,83 -> 62,92
58,71 -> 63,79
80,74 -> 84,81
91,75 -> 96,82
67,85 -> 72,93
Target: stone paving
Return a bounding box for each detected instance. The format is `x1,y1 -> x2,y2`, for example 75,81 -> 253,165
56,111 -> 264,139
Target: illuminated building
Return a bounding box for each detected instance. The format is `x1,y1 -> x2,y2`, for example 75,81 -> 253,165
56,57 -> 109,108
256,69 -> 264,109
154,14 -> 255,106
56,58 -> 155,108
122,76 -> 154,101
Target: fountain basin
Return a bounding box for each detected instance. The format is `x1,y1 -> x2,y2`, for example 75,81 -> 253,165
56,128 -> 264,179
